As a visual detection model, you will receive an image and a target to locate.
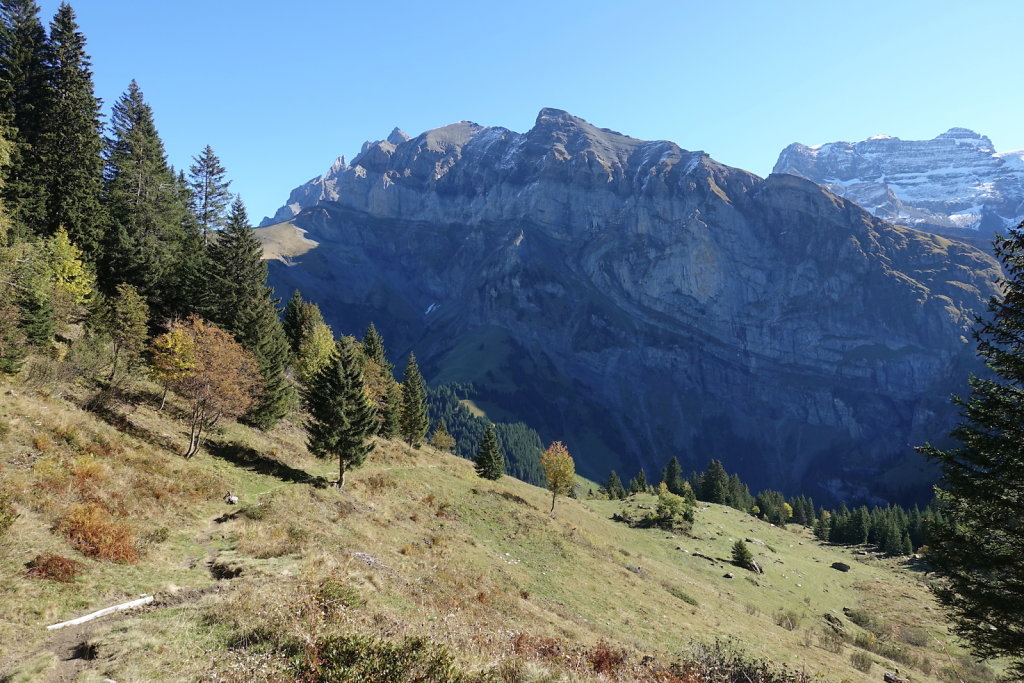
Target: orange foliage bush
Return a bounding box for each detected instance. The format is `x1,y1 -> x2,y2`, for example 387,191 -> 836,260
24,553 -> 84,582
58,503 -> 139,563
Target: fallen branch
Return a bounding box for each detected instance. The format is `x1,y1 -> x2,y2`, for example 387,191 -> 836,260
46,595 -> 153,631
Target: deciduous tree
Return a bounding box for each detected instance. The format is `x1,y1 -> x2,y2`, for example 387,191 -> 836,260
541,441 -> 574,514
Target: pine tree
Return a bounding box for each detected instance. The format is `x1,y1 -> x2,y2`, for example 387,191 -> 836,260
699,459 -> 729,504
661,456 -> 684,496
0,0 -> 49,241
361,322 -> 392,375
101,80 -> 189,318
918,224 -> 1024,675
187,144 -> 231,243
400,352 -> 428,447
304,339 -> 376,489
605,470 -> 626,499
474,424 -> 503,480
38,3 -> 104,257
205,197 -> 294,429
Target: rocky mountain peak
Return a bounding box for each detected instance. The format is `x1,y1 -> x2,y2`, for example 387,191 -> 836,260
387,127 -> 410,145
774,129 -> 1024,235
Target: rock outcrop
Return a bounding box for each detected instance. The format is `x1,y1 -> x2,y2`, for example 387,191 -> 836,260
256,109 -> 1001,502
774,129 -> 1024,237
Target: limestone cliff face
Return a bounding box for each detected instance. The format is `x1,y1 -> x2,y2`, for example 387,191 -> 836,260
257,109 -> 1001,502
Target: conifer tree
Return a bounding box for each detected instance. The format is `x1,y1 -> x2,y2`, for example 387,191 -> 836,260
474,424 -> 503,480
282,289 -> 308,354
304,339 -> 376,489
628,468 -> 649,493
205,197 -> 294,429
919,224 -> 1024,675
731,539 -> 754,570
107,283 -> 149,381
661,456 -> 684,496
0,0 -> 49,240
101,80 -> 189,318
361,322 -> 392,375
605,470 -> 627,499
380,381 -> 402,439
400,352 -> 428,447
187,144 -> 231,243
699,459 -> 729,504
39,3 -> 104,257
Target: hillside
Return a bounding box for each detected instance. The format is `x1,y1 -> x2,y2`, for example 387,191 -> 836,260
255,108 -> 1002,504
0,379 -> 1004,682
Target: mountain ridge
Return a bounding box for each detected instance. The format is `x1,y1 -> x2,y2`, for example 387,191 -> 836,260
256,110 -> 1001,503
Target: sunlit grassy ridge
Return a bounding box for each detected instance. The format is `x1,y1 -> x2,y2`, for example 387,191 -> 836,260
0,378 -> 1003,682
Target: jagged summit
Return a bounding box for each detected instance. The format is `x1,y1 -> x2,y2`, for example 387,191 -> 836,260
774,128 -> 1023,235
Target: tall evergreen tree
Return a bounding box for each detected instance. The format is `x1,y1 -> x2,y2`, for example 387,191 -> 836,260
918,224 -> 1024,675
0,0 -> 49,241
304,339 -> 376,489
205,197 -> 294,429
361,322 -> 392,375
474,424 -> 504,480
39,3 -> 104,257
282,289 -> 308,354
187,144 -> 231,243
605,470 -> 627,499
661,456 -> 684,496
400,352 -> 428,447
699,459 -> 729,504
101,80 -> 189,318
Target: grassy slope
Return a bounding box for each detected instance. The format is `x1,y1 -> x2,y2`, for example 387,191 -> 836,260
0,380 -> 1001,682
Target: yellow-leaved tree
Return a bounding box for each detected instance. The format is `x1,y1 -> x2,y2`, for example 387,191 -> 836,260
540,441 -> 575,514
150,323 -> 198,410
152,316 -> 262,458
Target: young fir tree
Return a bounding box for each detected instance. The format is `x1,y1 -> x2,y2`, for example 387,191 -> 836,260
101,80 -> 189,318
304,339 -> 376,489
205,197 -> 294,429
282,289 -> 308,354
474,424 -> 503,480
731,539 -> 754,570
39,3 -> 104,258
187,144 -> 231,244
699,459 -> 730,504
400,352 -> 428,447
917,225 -> 1024,675
361,322 -> 392,375
605,470 -> 627,499
0,0 -> 50,241
380,381 -> 403,439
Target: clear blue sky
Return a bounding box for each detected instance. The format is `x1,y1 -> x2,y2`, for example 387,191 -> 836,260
38,0 -> 1024,223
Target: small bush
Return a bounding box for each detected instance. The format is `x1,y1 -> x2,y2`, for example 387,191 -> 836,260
679,639 -> 813,682
0,489 -> 18,537
817,628 -> 845,654
588,640 -> 627,675
241,501 -> 272,520
850,651 -> 872,673
316,576 -> 363,613
32,433 -> 54,453
143,526 -> 171,545
293,634 -> 464,681
24,553 -> 84,582
665,585 -> 699,606
899,626 -> 929,647
844,607 -> 880,633
774,610 -> 802,631
58,503 -> 139,563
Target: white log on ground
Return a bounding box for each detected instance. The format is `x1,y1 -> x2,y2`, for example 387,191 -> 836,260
46,595 -> 154,631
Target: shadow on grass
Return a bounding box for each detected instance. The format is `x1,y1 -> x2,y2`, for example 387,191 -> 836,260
206,440 -> 330,488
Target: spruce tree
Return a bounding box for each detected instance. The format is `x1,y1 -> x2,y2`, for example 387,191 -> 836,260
400,352 -> 428,447
0,0 -> 49,241
282,289 -> 307,354
661,456 -> 684,496
101,80 -> 189,318
380,381 -> 402,439
206,197 -> 294,429
187,144 -> 231,243
361,322 -> 392,375
39,3 -> 104,257
918,224 -> 1024,674
474,424 -> 503,480
304,339 -> 376,489
605,470 -> 626,499
699,459 -> 729,504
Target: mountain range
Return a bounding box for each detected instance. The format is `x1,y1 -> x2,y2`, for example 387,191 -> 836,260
774,128 -> 1024,238
255,109 -> 1001,503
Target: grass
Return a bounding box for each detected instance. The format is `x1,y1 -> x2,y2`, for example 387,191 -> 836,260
0,375 -> 1008,682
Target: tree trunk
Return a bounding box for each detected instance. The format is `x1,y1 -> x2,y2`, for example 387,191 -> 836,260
550,490 -> 557,513
185,414 -> 201,458
108,343 -> 121,381
336,460 -> 346,489
158,384 -> 168,411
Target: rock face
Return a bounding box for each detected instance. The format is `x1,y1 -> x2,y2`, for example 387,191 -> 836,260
774,129 -> 1024,237
257,109 -> 1000,502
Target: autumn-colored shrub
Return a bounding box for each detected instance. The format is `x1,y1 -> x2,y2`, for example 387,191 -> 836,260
58,503 -> 139,563
24,553 -> 84,582
589,640 -> 628,675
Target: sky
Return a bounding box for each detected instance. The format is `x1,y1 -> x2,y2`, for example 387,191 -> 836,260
37,0 -> 1024,224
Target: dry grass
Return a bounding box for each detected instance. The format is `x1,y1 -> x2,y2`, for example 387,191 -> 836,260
57,503 -> 140,563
